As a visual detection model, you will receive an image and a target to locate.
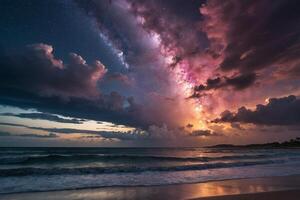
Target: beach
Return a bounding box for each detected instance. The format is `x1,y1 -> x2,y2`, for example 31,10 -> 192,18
1,175 -> 300,200
194,190 -> 300,200
1,147 -> 300,199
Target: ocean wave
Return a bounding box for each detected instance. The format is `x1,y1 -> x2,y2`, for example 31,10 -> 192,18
0,160 -> 285,177
0,153 -> 277,165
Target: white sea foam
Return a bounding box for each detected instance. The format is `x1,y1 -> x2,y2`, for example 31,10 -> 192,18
0,148 -> 299,194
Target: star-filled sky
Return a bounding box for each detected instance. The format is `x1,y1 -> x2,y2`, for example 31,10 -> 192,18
0,0 -> 300,147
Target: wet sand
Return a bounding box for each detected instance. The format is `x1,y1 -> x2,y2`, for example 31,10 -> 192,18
0,175 -> 300,200
193,190 -> 300,200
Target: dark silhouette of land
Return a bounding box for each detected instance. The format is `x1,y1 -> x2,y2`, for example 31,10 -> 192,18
207,138 -> 300,149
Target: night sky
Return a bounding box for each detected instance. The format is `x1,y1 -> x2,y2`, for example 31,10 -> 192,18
0,0 -> 300,147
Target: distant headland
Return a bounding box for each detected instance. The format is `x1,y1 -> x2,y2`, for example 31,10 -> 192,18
207,138 -> 300,149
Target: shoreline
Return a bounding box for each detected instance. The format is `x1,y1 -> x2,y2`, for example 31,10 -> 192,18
1,174 -> 299,195
1,175 -> 300,200
192,190 -> 300,200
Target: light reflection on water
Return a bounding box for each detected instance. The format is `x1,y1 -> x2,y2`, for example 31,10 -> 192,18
2,175 -> 299,200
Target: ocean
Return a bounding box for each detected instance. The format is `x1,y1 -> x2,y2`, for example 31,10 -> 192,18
0,147 -> 300,194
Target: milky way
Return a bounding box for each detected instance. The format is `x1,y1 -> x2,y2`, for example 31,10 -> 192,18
0,0 -> 300,146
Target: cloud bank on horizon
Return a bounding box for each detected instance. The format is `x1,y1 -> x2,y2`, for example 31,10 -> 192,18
0,0 -> 299,146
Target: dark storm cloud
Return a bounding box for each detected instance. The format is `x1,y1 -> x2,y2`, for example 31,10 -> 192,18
194,73 -> 256,92
0,122 -> 103,134
230,123 -> 245,131
1,113 -> 86,124
225,73 -> 257,90
189,129 -> 223,137
0,122 -> 144,140
0,122 -> 220,141
201,0 -> 300,75
0,131 -> 58,138
0,122 -> 26,128
0,43 -> 151,128
17,133 -> 58,138
0,43 -> 107,98
213,95 -> 300,125
34,127 -> 148,141
186,124 -> 194,129
106,72 -> 134,86
126,0 -> 300,96
0,88 -> 147,128
128,0 -> 207,61
0,122 -> 151,141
